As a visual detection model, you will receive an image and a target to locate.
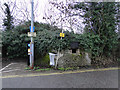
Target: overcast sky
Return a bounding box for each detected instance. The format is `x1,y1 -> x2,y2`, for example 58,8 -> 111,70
0,0 -> 49,22
0,0 -> 49,30
0,0 -> 84,33
0,0 -> 119,32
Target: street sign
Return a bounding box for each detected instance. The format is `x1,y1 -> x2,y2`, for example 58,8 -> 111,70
60,33 -> 65,37
28,43 -> 31,55
28,32 -> 36,37
30,26 -> 35,32
28,49 -> 30,53
28,44 -> 30,47
28,52 -> 31,55
28,52 -> 32,55
28,43 -> 33,55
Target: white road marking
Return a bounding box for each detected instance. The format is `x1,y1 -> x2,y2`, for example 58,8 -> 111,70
0,63 -> 17,71
1,69 -> 21,73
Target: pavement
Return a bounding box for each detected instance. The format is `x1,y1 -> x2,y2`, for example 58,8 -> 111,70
1,59 -> 119,77
1,59 -> 28,76
1,59 -> 67,76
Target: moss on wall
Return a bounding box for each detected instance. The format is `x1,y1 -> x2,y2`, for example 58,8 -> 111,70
35,54 -> 50,67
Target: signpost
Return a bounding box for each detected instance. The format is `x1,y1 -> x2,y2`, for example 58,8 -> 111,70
27,0 -> 35,69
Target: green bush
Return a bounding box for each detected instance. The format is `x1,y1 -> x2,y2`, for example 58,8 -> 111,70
2,21 -> 118,67
2,29 -> 28,58
2,21 -> 61,59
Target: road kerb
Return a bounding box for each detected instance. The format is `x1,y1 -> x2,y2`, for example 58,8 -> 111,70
1,67 -> 120,79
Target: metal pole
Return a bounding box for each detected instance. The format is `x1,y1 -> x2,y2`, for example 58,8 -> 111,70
30,0 -> 34,69
61,14 -> 63,40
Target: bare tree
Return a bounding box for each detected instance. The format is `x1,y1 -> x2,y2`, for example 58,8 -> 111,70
43,0 -> 84,33
0,0 -> 41,27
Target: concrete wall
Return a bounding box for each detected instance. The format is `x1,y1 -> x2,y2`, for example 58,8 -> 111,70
54,49 -> 91,68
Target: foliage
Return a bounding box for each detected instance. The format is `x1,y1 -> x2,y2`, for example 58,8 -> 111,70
58,67 -> 79,71
35,68 -> 51,71
74,2 -> 119,59
2,28 -> 28,58
2,3 -> 14,57
2,21 -> 62,59
2,20 -> 115,60
24,66 -> 51,71
2,2 -> 119,68
2,21 -> 92,60
58,67 -> 65,71
3,3 -> 14,31
35,54 -> 50,67
24,67 -> 31,70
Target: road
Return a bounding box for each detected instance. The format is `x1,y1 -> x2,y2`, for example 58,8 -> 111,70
2,69 -> 119,88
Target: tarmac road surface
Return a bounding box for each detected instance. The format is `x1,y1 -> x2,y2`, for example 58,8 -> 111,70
2,69 -> 119,88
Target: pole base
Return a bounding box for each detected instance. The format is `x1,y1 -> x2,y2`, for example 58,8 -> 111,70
30,66 -> 34,69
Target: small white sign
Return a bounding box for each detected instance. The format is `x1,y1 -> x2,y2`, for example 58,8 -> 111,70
28,32 -> 36,37
49,53 -> 57,66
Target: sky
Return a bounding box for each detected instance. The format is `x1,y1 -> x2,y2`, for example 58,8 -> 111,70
0,0 -> 49,18
0,0 -> 85,33
0,0 -> 49,29
0,0 -> 119,32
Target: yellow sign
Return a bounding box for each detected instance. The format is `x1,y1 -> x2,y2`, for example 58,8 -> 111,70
60,33 -> 65,37
28,49 -> 30,52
